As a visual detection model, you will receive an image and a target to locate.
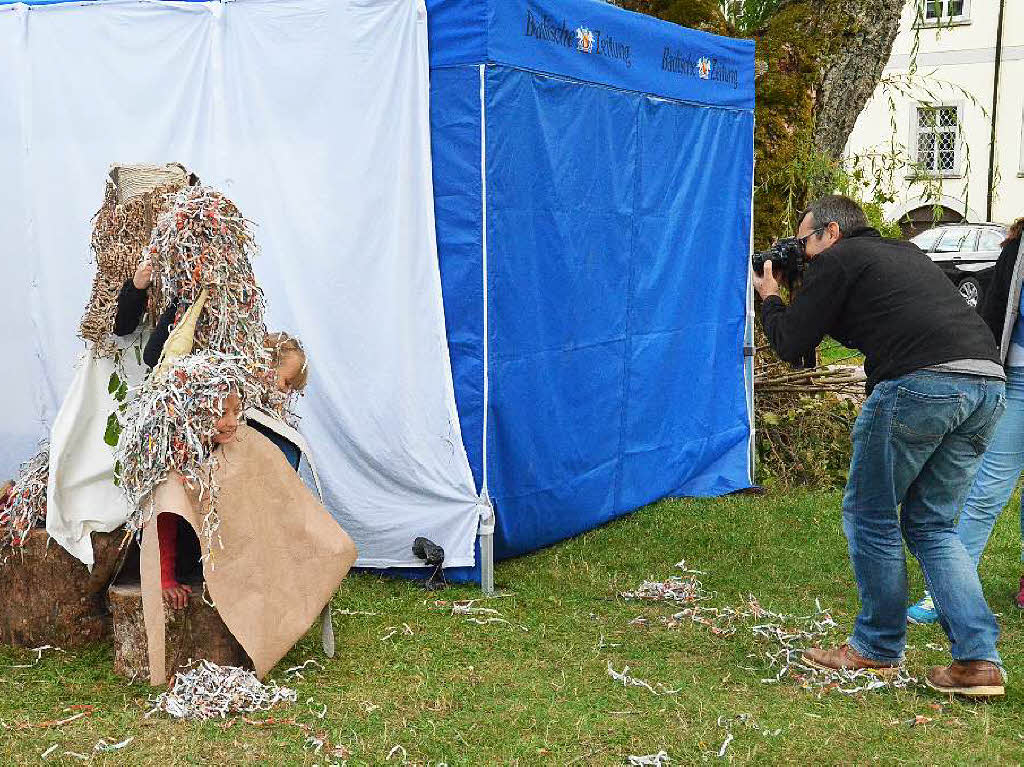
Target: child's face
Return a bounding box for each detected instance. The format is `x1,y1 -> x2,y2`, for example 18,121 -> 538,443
213,392 -> 241,444
275,352 -> 304,394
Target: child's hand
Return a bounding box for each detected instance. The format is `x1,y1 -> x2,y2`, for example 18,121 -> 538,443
162,582 -> 192,610
133,259 -> 154,290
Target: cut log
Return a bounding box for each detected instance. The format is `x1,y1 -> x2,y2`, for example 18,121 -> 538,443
0,528 -> 123,648
108,581 -> 251,681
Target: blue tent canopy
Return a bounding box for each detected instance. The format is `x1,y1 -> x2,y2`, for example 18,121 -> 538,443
428,0 -> 754,109
428,0 -> 756,577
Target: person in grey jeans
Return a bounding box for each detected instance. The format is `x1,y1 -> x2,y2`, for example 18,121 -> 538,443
755,195 -> 1008,697
908,217 -> 1024,623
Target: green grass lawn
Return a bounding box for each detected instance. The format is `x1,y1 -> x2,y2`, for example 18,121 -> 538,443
3,491 -> 1024,765
818,338 -> 864,367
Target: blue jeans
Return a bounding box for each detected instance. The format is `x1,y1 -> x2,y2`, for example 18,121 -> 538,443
842,371 -> 1005,665
956,366 -> 1024,566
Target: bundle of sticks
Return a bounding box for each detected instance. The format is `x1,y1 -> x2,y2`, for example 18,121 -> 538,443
754,348 -> 866,398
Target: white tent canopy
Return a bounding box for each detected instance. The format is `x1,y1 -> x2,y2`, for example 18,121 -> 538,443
0,0 -> 488,570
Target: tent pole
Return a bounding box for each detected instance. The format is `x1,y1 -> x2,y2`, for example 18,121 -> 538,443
478,63 -> 495,596
746,159 -> 756,484
481,538 -> 494,594
480,497 -> 495,595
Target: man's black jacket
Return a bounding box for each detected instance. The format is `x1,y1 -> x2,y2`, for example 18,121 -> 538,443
760,227 -> 1000,394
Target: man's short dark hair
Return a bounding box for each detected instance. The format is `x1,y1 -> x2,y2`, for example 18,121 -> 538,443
801,195 -> 869,236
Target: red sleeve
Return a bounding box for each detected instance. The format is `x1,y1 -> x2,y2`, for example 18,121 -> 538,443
157,513 -> 178,589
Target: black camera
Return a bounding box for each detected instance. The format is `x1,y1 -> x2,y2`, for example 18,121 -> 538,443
752,236 -> 806,285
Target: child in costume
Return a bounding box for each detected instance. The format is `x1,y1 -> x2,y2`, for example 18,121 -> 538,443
157,337 -> 311,609
246,333 -> 309,470
266,332 -> 308,396
114,351 -> 354,684
113,183 -> 272,382
45,165 -> 187,566
158,389 -> 241,610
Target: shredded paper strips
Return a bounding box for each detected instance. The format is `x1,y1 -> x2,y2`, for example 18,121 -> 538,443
148,185 -> 278,403
147,660 -> 296,720
114,351 -> 262,557
627,752 -> 671,766
620,561 -> 920,696
0,443 -> 50,553
81,164 -> 188,353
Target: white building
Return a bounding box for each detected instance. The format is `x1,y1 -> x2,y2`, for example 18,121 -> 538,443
844,0 -> 1024,234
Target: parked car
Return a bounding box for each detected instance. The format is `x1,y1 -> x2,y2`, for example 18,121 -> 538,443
911,223 -> 1007,309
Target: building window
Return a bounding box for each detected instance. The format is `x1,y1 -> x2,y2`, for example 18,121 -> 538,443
915,105 -> 959,175
920,0 -> 970,24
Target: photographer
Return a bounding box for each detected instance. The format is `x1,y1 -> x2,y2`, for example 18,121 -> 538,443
754,195 -> 1008,697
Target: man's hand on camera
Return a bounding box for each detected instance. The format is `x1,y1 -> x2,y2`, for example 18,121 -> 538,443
753,259 -> 780,300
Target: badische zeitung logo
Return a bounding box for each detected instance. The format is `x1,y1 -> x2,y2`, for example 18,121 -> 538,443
575,27 -> 595,54
662,47 -> 739,89
524,8 -> 632,68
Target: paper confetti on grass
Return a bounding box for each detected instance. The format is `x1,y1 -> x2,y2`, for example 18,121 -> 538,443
622,561 -> 921,696
147,660 -> 296,721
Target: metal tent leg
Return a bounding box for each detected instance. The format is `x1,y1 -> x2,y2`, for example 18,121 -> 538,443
479,496 -> 495,595
481,529 -> 494,596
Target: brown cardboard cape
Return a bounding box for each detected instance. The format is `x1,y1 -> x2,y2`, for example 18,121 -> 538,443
139,423 -> 356,685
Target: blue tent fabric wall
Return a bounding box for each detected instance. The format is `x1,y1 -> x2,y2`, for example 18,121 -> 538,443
428,0 -> 755,569
432,64 -> 487,493
486,66 -> 640,556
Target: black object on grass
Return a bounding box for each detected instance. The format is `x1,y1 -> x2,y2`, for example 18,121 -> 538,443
412,536 -> 446,591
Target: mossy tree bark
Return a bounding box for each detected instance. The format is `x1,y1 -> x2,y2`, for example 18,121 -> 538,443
775,0 -> 904,161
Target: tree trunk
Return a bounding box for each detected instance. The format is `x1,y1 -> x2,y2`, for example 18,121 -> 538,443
777,1 -> 904,160
108,582 -> 251,682
0,529 -> 124,648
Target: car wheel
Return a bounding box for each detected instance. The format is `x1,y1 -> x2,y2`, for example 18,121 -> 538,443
958,276 -> 982,309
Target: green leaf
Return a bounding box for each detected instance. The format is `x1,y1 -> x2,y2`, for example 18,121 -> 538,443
103,411 -> 122,447
134,345 -> 142,366
761,411 -> 780,426
116,381 -> 129,402
112,460 -> 122,487
107,372 -> 121,395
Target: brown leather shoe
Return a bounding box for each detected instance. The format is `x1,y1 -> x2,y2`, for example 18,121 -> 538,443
802,644 -> 899,676
926,661 -> 1006,697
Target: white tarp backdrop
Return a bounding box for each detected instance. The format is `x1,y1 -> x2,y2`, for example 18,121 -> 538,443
0,0 -> 484,568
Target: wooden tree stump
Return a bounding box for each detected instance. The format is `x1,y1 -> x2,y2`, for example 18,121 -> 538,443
108,582 -> 251,681
0,528 -> 123,648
